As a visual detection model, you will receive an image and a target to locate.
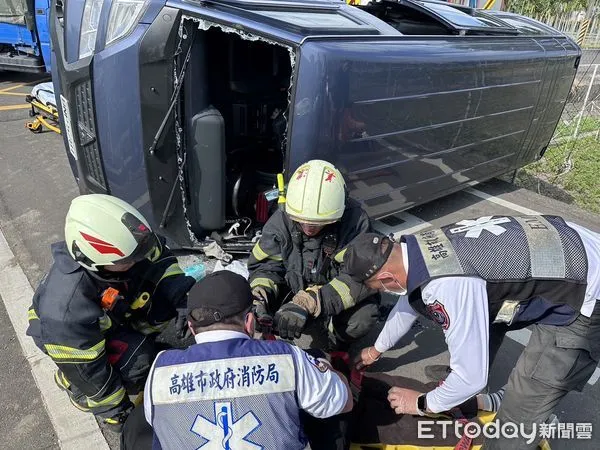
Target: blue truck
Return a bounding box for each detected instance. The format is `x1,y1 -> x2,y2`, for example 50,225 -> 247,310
49,0 -> 581,250
0,0 -> 51,73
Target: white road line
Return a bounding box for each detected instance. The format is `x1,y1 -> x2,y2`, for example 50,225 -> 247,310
0,227 -> 109,449
588,367 -> 600,386
374,212 -> 432,237
506,328 -> 532,347
465,187 -> 541,215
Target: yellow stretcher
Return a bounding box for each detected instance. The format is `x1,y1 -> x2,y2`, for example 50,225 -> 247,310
24,94 -> 61,134
349,411 -> 552,450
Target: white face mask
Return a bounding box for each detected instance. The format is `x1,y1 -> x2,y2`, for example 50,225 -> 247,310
378,272 -> 407,296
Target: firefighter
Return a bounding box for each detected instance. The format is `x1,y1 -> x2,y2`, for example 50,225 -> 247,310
248,159 -> 380,350
26,194 -> 195,429
123,270 -> 353,450
345,216 -> 600,450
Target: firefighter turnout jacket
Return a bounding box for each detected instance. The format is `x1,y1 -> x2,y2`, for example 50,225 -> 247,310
26,237 -> 195,417
248,199 -> 376,316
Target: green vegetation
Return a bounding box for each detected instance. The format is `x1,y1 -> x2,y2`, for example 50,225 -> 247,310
506,0 -> 588,16
516,137 -> 600,214
554,117 -> 600,138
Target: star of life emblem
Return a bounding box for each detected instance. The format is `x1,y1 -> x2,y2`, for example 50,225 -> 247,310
449,216 -> 511,238
191,401 -> 262,449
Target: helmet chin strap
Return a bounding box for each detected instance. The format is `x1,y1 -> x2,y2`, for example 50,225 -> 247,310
88,265 -> 136,283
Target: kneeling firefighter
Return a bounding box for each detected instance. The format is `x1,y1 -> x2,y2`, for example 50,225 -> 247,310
26,194 -> 195,429
248,159 -> 381,350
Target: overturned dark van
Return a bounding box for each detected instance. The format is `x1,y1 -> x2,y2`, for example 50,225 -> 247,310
50,0 -> 581,249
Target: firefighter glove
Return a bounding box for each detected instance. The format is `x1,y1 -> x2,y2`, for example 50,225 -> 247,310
252,286 -> 270,303
274,302 -> 309,340
175,308 -> 191,340
292,287 -> 322,318
253,299 -> 273,334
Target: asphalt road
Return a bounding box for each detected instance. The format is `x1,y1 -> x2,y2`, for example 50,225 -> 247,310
1,68 -> 600,450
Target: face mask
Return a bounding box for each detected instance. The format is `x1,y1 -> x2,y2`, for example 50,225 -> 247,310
378,272 -> 407,296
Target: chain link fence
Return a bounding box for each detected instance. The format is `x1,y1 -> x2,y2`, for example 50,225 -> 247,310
499,12 -> 600,213
507,10 -> 600,155
516,11 -> 600,48
511,48 -> 600,213
554,61 -> 600,143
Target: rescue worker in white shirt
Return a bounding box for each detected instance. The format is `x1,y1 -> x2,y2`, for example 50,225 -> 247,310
248,159 -> 379,350
26,194 -> 195,429
344,215 -> 600,450
126,270 -> 353,450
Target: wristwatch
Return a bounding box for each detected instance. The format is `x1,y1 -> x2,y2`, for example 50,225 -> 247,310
416,393 -> 428,416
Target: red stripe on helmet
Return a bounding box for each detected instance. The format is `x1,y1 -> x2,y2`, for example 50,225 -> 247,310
80,232 -> 126,257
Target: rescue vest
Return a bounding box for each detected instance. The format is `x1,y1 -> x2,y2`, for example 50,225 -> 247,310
402,215 -> 589,327
149,338 -> 308,450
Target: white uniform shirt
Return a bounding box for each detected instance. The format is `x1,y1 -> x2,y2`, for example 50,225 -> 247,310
144,330 -> 349,423
374,222 -> 600,413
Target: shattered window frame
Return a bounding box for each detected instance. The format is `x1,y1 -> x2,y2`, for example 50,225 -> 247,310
255,10 -> 364,29
485,14 -> 558,36
395,0 -> 520,35
206,3 -> 381,36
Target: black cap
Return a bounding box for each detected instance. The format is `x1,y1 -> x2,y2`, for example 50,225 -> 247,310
187,271 -> 253,326
343,233 -> 394,282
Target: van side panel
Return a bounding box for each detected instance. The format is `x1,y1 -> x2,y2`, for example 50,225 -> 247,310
290,37 -> 573,217
517,37 -> 579,166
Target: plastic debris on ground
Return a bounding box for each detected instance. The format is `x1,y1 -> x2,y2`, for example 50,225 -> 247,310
184,262 -> 206,281
212,260 -> 249,279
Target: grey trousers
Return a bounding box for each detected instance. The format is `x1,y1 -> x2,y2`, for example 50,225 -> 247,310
483,302 -> 600,450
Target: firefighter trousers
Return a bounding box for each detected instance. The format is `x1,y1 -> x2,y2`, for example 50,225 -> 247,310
59,328 -> 156,418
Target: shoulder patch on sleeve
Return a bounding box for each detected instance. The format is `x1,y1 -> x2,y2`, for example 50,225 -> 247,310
304,352 -> 330,373
427,300 -> 450,330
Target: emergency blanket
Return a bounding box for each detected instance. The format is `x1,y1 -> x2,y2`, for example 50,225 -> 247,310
31,82 -> 57,109
0,0 -> 29,25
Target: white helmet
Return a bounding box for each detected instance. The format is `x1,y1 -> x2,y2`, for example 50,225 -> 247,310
64,194 -> 159,271
285,159 -> 346,225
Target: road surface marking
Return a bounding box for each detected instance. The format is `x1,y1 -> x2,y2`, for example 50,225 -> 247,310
0,91 -> 28,97
0,83 -> 24,93
588,368 -> 600,386
374,212 -> 432,237
0,104 -> 30,111
0,226 -> 109,449
506,328 -> 532,346
465,187 -> 541,215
